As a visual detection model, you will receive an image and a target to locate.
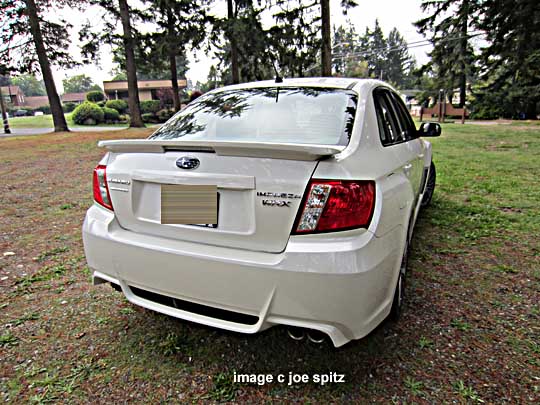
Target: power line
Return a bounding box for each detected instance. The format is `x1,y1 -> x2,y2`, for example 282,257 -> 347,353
332,31 -> 485,61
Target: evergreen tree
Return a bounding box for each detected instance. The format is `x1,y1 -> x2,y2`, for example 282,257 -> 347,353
476,0 -> 540,118
0,0 -> 78,131
415,0 -> 478,107
144,0 -> 210,110
213,1 -> 272,83
367,20 -> 387,80
80,0 -> 146,127
269,0 -> 322,77
332,22 -> 359,76
385,28 -> 415,88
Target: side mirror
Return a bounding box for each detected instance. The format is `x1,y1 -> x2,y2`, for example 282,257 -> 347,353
418,122 -> 442,137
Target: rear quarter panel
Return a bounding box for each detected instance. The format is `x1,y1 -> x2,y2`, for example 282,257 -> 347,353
311,82 -> 415,238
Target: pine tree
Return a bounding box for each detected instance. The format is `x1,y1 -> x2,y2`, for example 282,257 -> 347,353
415,0 -> 478,107
476,0 -> 540,118
142,0 -> 209,110
269,0 -> 322,77
385,28 -> 415,88
80,0 -> 146,127
0,0 -> 78,131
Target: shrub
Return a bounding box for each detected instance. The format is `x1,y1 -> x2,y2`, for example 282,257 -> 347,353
63,102 -> 77,113
118,114 -> 129,123
105,99 -> 128,114
34,105 -> 51,115
86,90 -> 105,103
140,100 -> 160,114
102,107 -> 120,122
156,108 -> 174,122
96,100 -> 106,108
141,113 -> 159,123
72,102 -> 104,125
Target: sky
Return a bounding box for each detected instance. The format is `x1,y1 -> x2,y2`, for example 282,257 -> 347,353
49,0 -> 430,93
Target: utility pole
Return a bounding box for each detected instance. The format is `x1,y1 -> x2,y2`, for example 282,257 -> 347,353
0,85 -> 11,134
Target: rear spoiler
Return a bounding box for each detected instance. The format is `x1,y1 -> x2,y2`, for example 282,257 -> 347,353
98,139 -> 345,161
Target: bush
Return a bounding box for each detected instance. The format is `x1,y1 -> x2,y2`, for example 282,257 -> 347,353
34,105 -> 51,115
141,113 -> 159,123
118,114 -> 129,123
102,107 -> 120,122
63,102 -> 77,113
140,100 -> 160,114
105,99 -> 128,114
96,100 -> 106,108
72,102 -> 104,125
86,90 -> 105,103
157,108 -> 174,122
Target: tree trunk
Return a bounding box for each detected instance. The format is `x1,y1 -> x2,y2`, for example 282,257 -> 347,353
227,0 -> 240,84
25,0 -> 68,132
458,0 -> 469,107
0,86 -> 11,134
169,53 -> 181,112
166,8 -> 181,112
118,0 -> 144,128
320,0 -> 332,77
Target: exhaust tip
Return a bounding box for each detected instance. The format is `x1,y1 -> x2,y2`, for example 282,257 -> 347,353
307,330 -> 327,344
287,327 -> 305,341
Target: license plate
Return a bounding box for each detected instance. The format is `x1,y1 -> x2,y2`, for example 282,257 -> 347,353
161,184 -> 218,226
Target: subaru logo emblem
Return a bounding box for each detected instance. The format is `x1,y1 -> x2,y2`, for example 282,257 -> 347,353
176,156 -> 200,170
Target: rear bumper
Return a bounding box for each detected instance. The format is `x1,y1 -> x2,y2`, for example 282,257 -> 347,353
82,204 -> 403,347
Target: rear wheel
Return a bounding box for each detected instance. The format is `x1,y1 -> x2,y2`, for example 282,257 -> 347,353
421,162 -> 436,208
390,240 -> 408,320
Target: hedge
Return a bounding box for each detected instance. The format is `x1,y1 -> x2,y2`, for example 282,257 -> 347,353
72,102 -> 104,125
105,99 -> 128,114
140,100 -> 161,114
102,107 -> 120,122
63,102 -> 77,113
86,90 -> 105,103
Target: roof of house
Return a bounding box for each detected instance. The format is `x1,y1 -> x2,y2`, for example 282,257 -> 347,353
24,96 -> 49,108
0,85 -> 23,95
61,92 -> 87,102
103,79 -> 187,91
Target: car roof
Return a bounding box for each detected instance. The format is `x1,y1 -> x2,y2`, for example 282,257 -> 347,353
212,77 -> 390,93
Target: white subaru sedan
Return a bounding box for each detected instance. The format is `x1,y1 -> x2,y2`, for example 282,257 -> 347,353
83,78 -> 440,347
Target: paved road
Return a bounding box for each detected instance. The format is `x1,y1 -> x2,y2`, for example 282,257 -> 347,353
0,126 -> 127,138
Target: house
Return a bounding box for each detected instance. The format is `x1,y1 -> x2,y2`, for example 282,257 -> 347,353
17,92 -> 86,110
103,79 -> 187,103
24,96 -> 50,109
61,92 -> 87,104
399,89 -> 422,117
1,86 -> 25,106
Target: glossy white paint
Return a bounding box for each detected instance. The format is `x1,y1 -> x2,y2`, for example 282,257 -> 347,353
82,78 -> 434,347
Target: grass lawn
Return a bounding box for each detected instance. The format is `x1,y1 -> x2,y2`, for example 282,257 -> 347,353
0,125 -> 539,402
7,112 -> 128,129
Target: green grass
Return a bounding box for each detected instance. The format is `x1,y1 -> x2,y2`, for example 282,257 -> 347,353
0,123 -> 539,402
6,112 -> 128,129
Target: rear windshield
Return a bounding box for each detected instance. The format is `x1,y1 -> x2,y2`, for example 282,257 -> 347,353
149,87 -> 358,146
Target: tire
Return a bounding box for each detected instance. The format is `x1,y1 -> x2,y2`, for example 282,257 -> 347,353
390,239 -> 408,321
421,161 -> 436,208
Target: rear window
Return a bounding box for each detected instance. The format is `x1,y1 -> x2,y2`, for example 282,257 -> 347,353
149,87 -> 358,146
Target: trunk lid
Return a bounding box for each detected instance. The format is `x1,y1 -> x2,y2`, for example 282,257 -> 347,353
101,141 -> 333,253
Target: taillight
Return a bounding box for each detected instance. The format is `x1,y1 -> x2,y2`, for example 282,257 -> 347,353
294,180 -> 375,234
93,164 -> 113,211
